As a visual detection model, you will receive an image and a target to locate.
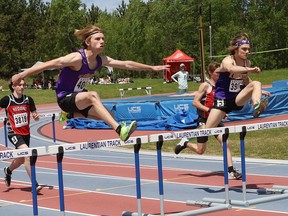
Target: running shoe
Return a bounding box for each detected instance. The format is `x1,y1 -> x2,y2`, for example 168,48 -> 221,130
120,121 -> 137,142
253,97 -> 269,118
36,183 -> 44,193
174,137 -> 189,154
59,110 -> 69,124
228,168 -> 242,180
4,167 -> 11,187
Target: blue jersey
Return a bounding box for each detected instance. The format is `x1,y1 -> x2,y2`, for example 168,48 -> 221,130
55,49 -> 102,99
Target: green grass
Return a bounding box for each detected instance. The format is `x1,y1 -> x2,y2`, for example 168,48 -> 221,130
1,68 -> 288,160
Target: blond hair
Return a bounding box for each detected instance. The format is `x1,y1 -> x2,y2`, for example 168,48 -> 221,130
228,33 -> 249,55
74,25 -> 103,48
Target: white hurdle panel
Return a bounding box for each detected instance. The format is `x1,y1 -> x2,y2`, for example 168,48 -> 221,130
0,146 -> 47,161
48,136 -> 149,154
150,119 -> 288,142
119,87 -> 152,98
0,112 -> 60,122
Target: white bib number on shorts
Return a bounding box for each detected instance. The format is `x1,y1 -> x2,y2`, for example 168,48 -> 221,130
229,79 -> 243,92
74,77 -> 90,92
13,113 -> 28,128
216,99 -> 225,107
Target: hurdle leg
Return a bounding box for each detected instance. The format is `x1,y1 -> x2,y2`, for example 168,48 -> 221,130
204,129 -> 231,204
57,146 -> 65,215
30,149 -> 39,216
240,126 -> 247,202
52,114 -> 56,143
156,135 -> 165,216
222,128 -> 230,204
134,138 -> 142,215
3,118 -> 8,149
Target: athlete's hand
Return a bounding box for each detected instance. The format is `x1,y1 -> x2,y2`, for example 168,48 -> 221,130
11,73 -> 23,85
262,90 -> 271,97
252,67 -> 261,73
32,112 -> 39,121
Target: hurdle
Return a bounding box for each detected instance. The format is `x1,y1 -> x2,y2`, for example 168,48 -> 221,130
0,135 -> 149,216
0,146 -> 47,216
119,87 -> 152,98
123,119 -> 288,215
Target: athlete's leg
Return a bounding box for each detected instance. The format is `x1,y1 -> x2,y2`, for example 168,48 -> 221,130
74,91 -> 137,141
205,109 -> 226,128
75,91 -> 119,130
235,80 -> 262,107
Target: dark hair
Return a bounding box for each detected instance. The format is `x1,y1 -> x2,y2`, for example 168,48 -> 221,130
8,81 -> 13,92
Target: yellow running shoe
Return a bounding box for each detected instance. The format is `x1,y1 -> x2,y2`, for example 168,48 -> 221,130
59,110 -> 68,124
120,121 -> 137,142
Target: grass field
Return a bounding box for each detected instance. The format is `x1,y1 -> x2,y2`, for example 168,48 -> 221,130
0,68 -> 288,160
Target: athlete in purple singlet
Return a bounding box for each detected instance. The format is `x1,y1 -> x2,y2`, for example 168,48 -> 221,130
12,25 -> 170,142
204,33 -> 270,177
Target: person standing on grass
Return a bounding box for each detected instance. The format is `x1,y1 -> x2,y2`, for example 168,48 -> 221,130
0,79 -> 43,192
174,62 -> 242,179
171,63 -> 189,94
11,24 -> 170,142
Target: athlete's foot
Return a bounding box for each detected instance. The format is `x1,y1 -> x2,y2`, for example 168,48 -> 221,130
59,110 -> 69,124
4,167 -> 11,187
120,121 -> 137,142
253,97 -> 268,118
174,138 -> 188,154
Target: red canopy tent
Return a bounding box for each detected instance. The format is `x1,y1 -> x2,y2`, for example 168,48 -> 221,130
162,49 -> 195,82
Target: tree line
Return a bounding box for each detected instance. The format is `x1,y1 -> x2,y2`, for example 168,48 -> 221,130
0,0 -> 287,80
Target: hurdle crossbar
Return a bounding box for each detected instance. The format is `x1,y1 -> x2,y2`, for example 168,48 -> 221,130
149,119 -> 288,142
0,112 -> 60,122
119,87 -> 152,98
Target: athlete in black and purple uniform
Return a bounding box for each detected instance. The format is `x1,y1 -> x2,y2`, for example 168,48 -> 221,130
174,62 -> 242,179
12,25 -> 170,142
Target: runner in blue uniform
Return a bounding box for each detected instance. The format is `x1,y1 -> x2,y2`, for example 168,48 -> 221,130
12,25 -> 170,142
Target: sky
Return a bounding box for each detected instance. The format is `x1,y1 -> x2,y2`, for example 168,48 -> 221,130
85,0 -> 129,12
45,0 -> 148,13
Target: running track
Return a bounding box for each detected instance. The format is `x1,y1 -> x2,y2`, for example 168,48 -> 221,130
0,103 -> 288,215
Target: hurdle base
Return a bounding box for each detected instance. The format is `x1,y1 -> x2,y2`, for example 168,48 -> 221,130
202,197 -> 249,207
273,185 -> 288,190
203,192 -> 288,207
122,203 -> 231,216
122,211 -> 155,216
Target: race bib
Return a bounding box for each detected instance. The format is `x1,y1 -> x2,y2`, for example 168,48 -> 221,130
74,77 -> 90,92
216,99 -> 225,107
13,113 -> 28,128
229,79 -> 243,92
